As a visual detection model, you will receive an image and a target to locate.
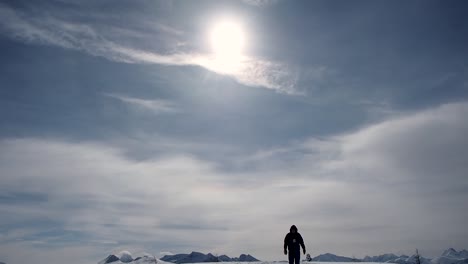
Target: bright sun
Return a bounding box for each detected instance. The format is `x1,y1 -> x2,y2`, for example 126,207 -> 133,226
209,19 -> 246,71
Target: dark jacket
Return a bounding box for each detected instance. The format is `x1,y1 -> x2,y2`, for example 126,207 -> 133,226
284,231 -> 306,253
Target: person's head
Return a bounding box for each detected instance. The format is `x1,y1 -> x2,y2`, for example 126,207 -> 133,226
290,225 -> 298,233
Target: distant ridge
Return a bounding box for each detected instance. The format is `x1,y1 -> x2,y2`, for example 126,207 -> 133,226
98,252 -> 157,264
311,253 -> 360,262
99,254 -> 120,264
309,248 -> 467,264
363,254 -> 404,263
431,248 -> 468,264
161,252 -> 259,263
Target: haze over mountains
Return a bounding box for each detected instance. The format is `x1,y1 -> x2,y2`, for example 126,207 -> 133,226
97,248 -> 468,264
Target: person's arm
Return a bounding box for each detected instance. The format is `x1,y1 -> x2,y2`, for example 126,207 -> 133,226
299,234 -> 306,254
284,234 -> 289,255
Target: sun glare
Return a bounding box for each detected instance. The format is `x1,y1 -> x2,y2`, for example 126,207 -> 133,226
209,19 -> 246,72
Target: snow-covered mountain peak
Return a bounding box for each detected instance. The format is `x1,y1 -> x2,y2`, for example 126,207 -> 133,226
441,248 -> 468,260
118,251 -> 134,263
443,249 -> 458,257
98,254 -> 120,264
98,251 -> 159,264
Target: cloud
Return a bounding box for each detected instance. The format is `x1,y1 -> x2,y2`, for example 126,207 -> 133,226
239,102 -> 468,256
331,102 -> 468,187
0,3 -> 298,93
0,138 -> 326,261
104,94 -> 179,114
241,0 -> 280,7
0,241 -> 103,264
159,251 -> 174,257
0,138 -> 241,263
1,103 -> 468,262
248,102 -> 468,191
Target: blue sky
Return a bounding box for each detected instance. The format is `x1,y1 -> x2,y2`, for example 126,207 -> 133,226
1,1 -> 468,264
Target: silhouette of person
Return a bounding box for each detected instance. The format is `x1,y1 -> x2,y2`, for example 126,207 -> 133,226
284,225 -> 306,264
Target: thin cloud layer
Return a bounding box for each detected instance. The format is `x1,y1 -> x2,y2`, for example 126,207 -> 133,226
0,3 -> 297,93
241,0 -> 279,7
104,94 -> 179,114
0,139 -> 242,263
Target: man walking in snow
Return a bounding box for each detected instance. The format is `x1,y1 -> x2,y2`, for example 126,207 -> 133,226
284,225 -> 306,264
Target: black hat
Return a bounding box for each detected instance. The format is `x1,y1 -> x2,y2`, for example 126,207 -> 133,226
290,225 -> 298,232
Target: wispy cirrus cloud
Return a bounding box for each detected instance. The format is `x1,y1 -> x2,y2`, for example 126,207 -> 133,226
104,93 -> 179,114
0,3 -> 298,93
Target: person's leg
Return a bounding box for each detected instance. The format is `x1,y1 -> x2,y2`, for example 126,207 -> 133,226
288,252 -> 294,264
294,251 -> 300,264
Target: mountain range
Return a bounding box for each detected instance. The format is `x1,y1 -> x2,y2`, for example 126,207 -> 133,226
314,248 -> 467,264
98,251 -> 158,264
98,251 -> 258,264
430,248 -> 468,264
311,253 -> 360,262
161,252 -> 259,263
97,248 -> 468,264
